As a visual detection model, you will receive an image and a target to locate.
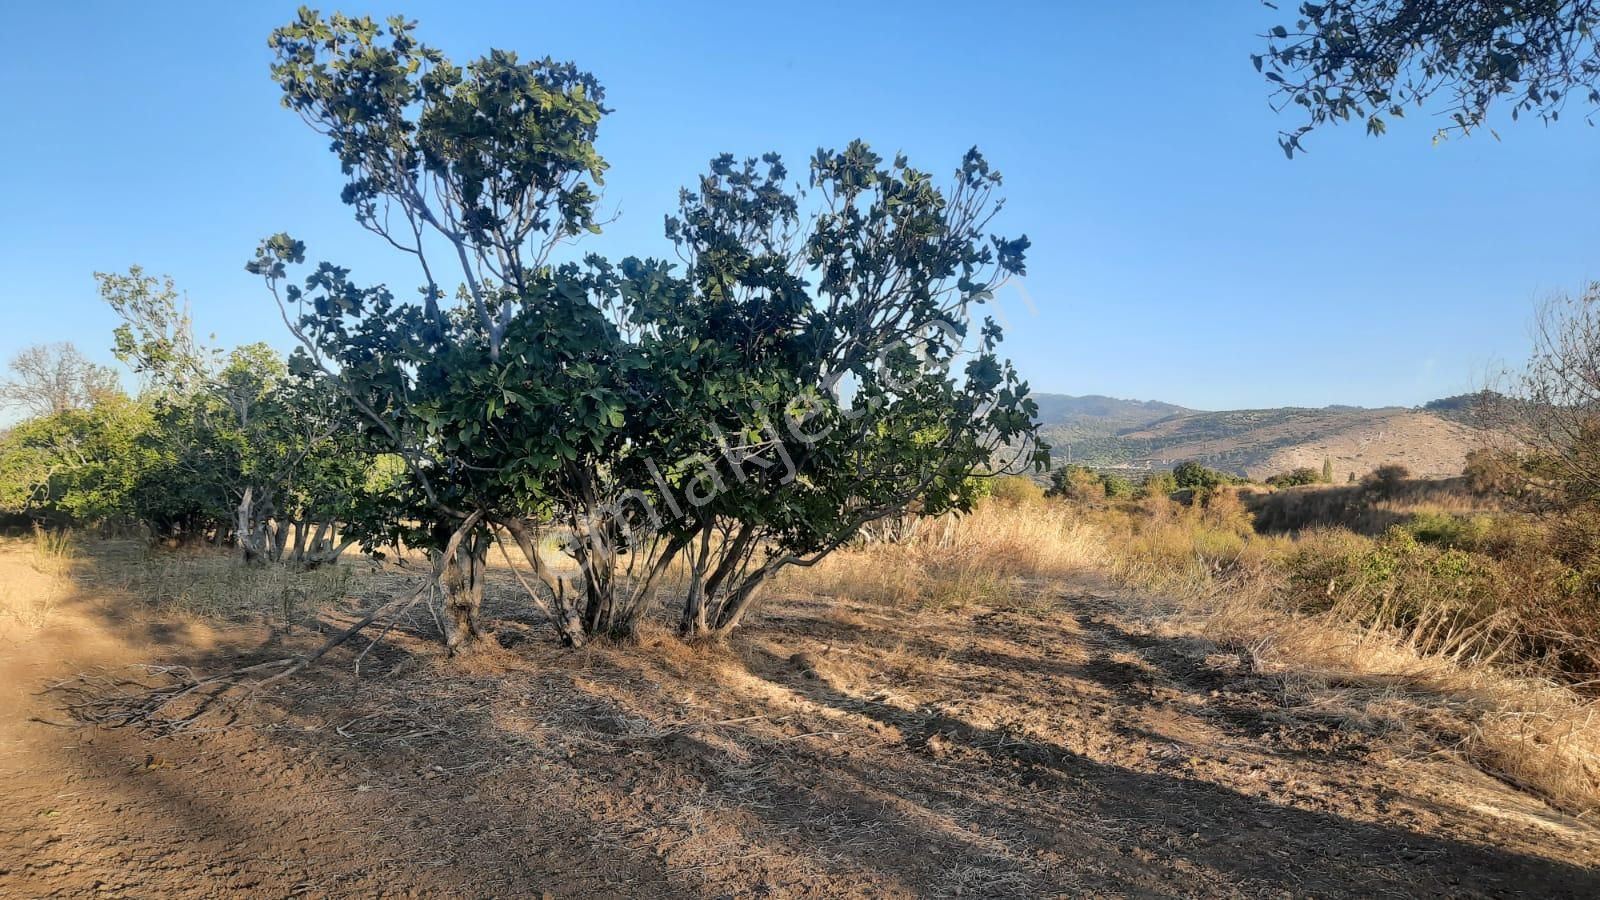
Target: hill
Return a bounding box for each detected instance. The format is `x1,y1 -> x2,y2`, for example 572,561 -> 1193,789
1034,393 -> 1486,479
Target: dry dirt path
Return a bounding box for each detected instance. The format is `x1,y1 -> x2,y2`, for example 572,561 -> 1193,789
3,556 -> 1598,898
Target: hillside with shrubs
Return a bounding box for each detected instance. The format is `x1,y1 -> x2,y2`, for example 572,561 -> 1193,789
1037,393 -> 1485,480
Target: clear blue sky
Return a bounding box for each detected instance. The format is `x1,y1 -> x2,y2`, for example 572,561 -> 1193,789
3,1 -> 1596,411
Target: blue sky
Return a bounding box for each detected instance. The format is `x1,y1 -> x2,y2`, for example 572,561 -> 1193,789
2,1 -> 1596,411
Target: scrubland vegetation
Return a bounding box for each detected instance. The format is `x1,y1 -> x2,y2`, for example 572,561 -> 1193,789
771,466 -> 1600,815
11,3 -> 1600,895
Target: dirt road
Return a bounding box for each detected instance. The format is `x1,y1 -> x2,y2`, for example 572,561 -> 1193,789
3,556 -> 1597,897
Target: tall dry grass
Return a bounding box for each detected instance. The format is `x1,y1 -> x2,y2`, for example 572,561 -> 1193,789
780,499 -> 1106,610
0,528 -> 76,633
1199,596 -> 1600,815
785,489 -> 1600,814
1248,476 -> 1503,536
1,533 -> 362,635
85,545 -> 358,622
1084,489 -> 1600,815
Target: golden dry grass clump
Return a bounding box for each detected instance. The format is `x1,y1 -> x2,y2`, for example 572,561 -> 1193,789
0,527 -> 76,634
780,497 -> 1106,610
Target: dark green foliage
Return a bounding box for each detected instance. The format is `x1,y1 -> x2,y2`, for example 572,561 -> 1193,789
1258,1 -> 1600,156
0,267 -> 378,565
254,9 -> 1045,645
1424,391 -> 1501,426
1047,464 -> 1134,501
1321,456 -> 1335,484
1363,463 -> 1412,498
1101,473 -> 1135,499
1172,460 -> 1235,491
1266,467 -> 1322,488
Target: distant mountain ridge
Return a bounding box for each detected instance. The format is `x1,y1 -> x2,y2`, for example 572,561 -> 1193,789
1031,394 -> 1197,426
1032,392 -> 1485,479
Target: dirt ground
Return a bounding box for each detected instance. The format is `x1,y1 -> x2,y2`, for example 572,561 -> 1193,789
3,543 -> 1599,898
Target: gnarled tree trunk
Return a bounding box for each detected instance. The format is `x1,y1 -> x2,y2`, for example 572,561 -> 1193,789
236,487 -> 272,564
439,527 -> 491,655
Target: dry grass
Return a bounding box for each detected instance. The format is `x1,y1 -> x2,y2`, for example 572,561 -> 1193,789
1197,599 -> 1600,816
0,529 -> 75,634
78,544 -> 360,622
7,501 -> 1600,895
1058,492 -> 1600,816
783,491 -> 1600,814
12,494 -> 1599,817
1248,476 -> 1503,535
779,500 -> 1105,610
1,533 -> 366,638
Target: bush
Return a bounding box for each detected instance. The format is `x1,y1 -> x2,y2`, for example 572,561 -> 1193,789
1266,467 -> 1322,488
1463,448 -> 1525,497
1047,464 -> 1105,502
1362,463 -> 1411,497
1197,486 -> 1254,535
1139,471 -> 1178,498
1101,473 -> 1135,499
989,475 -> 1046,507
1172,460 -> 1234,491
1402,511 -> 1492,550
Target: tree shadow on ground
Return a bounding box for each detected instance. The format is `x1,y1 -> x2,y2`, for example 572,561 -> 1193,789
16,547 -> 1600,898
736,643 -> 1600,898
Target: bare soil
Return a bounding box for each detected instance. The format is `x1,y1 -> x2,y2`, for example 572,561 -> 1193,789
3,546 -> 1598,898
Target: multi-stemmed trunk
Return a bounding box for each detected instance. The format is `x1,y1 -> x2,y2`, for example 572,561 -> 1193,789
439,527 -> 491,655
235,487 -> 275,564
674,520 -> 781,640
235,488 -> 354,568
684,569 -> 775,639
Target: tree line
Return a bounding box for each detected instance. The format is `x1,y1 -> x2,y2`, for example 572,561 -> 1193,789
1,9 -> 1046,655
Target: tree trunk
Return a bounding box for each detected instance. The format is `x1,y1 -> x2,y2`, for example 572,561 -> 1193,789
502,519 -> 588,648
291,518 -> 311,564
440,529 -> 491,656
309,520 -> 332,555
237,488 -> 267,564
270,517 -> 292,563
678,528 -> 714,637
710,563 -> 783,638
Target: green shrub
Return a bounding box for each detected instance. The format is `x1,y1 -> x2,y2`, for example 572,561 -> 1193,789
1139,471 -> 1178,498
1101,473 -> 1135,499
1047,464 -> 1104,502
1362,463 -> 1411,498
1402,511 -> 1492,550
1172,460 -> 1234,491
990,475 -> 1046,507
1266,467 -> 1321,487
